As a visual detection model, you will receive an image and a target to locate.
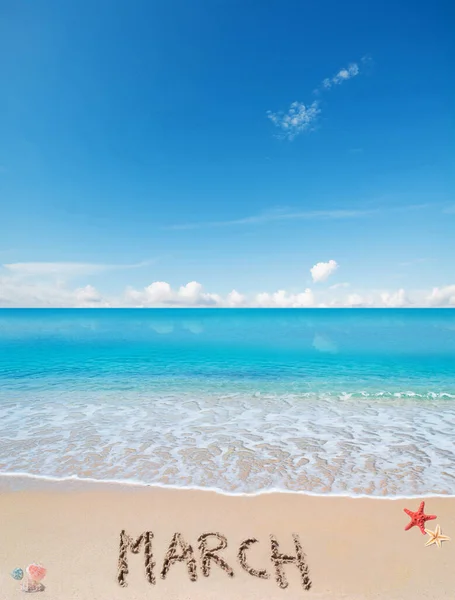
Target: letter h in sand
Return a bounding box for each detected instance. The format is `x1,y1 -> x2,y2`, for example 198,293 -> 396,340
270,534 -> 312,591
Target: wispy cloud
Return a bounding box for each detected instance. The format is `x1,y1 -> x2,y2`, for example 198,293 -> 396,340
266,101 -> 321,141
442,205 -> 455,214
329,282 -> 350,290
321,63 -> 360,90
2,260 -> 155,278
268,57 -> 367,140
165,207 -> 377,231
0,276 -> 111,308
398,258 -> 428,267
165,202 -> 430,231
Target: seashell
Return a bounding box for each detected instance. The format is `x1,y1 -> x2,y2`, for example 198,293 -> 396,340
21,577 -> 44,593
26,564 -> 46,582
11,567 -> 24,580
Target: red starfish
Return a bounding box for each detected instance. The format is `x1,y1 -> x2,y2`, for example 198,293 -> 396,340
404,501 -> 437,535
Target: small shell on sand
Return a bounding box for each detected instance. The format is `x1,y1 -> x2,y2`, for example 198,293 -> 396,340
21,577 -> 45,593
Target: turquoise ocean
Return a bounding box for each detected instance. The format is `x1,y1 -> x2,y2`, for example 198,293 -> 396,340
0,309 -> 454,496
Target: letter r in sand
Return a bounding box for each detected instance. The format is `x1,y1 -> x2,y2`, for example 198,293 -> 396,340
198,533 -> 234,578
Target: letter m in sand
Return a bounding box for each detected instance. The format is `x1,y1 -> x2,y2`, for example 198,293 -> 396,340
117,530 -> 155,587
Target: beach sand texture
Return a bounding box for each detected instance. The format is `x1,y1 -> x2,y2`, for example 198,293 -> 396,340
0,480 -> 454,599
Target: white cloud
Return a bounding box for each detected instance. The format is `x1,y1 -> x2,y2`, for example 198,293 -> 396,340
125,283 -> 315,309
0,276 -> 109,308
427,285 -> 455,307
380,288 -> 410,308
329,282 -> 350,290
166,203 -> 431,231
310,259 -> 339,283
267,57 -> 366,141
166,207 -> 378,230
125,281 -> 221,308
178,281 -> 221,306
255,288 -> 315,308
225,289 -> 246,307
344,293 -> 366,307
1,261 -> 454,308
267,101 -> 321,141
323,63 -> 360,89
398,258 -> 428,267
3,260 -> 154,278
3,262 -> 103,277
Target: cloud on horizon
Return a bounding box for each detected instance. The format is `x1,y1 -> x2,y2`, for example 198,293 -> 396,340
1,267 -> 454,309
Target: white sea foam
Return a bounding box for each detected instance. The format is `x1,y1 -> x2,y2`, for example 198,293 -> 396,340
0,390 -> 454,496
0,471 -> 453,499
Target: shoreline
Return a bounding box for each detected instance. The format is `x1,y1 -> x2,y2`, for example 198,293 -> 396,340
1,471 -> 454,499
1,480 -> 454,599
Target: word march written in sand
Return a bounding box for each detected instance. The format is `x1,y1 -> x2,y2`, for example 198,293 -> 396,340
117,530 -> 312,591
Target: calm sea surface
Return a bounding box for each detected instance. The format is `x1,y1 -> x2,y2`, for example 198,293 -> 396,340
0,309 -> 454,495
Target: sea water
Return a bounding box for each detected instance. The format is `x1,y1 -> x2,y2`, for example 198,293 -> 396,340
0,309 -> 454,496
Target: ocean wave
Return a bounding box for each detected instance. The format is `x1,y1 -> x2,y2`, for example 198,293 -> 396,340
0,389 -> 454,496
0,471 -> 453,499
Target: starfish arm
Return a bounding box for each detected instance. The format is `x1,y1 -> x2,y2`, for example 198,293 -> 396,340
419,501 -> 425,512
435,539 -> 442,549
425,537 -> 435,547
404,522 -> 413,531
418,523 -> 427,535
427,515 -> 437,521
403,508 -> 413,516
439,535 -> 451,542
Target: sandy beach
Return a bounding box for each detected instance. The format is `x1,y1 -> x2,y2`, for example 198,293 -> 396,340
0,478 -> 453,600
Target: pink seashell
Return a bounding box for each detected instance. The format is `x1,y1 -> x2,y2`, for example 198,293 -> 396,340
26,564 -> 46,582
21,577 -> 44,593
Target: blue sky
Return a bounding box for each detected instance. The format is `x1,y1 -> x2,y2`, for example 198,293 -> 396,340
0,0 -> 454,307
